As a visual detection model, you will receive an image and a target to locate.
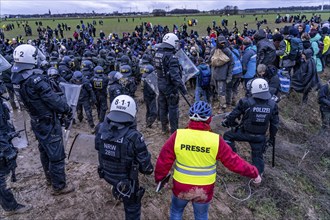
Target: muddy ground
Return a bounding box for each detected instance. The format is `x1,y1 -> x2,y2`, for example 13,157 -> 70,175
1,71 -> 330,220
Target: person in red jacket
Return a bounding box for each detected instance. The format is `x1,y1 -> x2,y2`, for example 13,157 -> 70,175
155,101 -> 261,220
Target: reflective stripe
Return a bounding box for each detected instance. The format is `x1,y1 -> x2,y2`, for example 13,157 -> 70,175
280,40 -> 291,59
175,165 -> 216,176
176,160 -> 216,170
173,129 -> 219,185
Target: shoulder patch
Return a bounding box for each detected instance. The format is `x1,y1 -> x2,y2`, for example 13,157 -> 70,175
33,76 -> 42,84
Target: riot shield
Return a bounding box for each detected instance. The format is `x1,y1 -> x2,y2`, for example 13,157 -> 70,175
0,54 -> 11,72
144,71 -> 159,96
10,110 -> 29,149
68,133 -> 97,165
59,82 -> 82,147
175,49 -> 199,83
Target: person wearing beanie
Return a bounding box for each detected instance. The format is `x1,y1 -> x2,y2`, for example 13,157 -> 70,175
241,37 -> 257,89
289,27 -> 299,37
309,29 -> 324,74
276,26 -> 302,74
272,33 -> 284,68
253,29 -> 276,66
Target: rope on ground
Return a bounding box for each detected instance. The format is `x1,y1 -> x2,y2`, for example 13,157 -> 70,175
220,178 -> 253,202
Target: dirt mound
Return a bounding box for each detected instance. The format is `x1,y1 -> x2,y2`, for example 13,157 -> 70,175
1,77 -> 330,219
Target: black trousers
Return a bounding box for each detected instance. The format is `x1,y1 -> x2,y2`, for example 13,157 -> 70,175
223,128 -> 266,174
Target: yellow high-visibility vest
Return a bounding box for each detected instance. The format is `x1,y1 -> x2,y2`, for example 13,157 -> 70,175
173,129 -> 219,185
280,39 -> 291,60
323,36 -> 330,55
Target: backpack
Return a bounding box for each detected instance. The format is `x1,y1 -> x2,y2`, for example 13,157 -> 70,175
231,48 -> 242,75
199,65 -> 211,89
211,48 -> 230,67
287,38 -> 302,61
277,68 -> 291,93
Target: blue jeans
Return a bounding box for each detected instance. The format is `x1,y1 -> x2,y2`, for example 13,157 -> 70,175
195,87 -> 210,103
170,194 -> 210,220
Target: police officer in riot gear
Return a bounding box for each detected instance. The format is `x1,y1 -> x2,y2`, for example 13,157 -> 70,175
120,63 -> 137,97
0,54 -> 18,110
141,60 -> 157,128
11,44 -> 75,195
91,66 -> 109,123
108,71 -> 125,105
0,79 -> 31,215
71,71 -> 96,133
222,78 -> 279,174
81,59 -> 94,80
97,49 -> 110,73
49,51 -> 60,68
58,56 -> 74,81
95,95 -> 153,220
154,33 -> 187,134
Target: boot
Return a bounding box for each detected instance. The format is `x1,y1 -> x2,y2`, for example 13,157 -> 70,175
4,204 -> 32,216
51,182 -> 75,196
231,95 -> 237,106
220,96 -> 227,110
90,124 -> 96,134
161,124 -> 169,135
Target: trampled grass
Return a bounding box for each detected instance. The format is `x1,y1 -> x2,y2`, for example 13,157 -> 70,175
1,11 -> 329,40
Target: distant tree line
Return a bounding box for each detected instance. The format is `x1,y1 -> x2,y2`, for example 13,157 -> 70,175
2,4 -> 329,20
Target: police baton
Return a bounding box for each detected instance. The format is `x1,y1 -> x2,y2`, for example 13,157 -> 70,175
179,90 -> 191,107
272,140 -> 276,167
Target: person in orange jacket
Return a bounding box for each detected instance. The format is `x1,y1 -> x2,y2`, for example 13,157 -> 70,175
155,101 -> 261,220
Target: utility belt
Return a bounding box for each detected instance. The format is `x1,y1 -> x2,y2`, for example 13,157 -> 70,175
98,161 -> 144,201
31,115 -> 54,124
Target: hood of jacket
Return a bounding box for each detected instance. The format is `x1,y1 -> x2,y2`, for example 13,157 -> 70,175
310,33 -> 322,43
254,29 -> 266,42
303,48 -> 313,60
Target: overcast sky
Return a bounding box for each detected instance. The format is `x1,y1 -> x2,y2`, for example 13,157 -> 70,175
1,0 -> 329,15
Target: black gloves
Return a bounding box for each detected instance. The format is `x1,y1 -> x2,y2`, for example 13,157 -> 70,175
65,108 -> 73,129
264,136 -> 275,153
268,136 -> 275,147
66,108 -> 73,120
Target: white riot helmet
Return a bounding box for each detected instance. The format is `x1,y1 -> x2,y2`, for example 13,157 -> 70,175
107,95 -> 137,123
250,78 -> 271,100
12,44 -> 38,72
162,33 -> 179,50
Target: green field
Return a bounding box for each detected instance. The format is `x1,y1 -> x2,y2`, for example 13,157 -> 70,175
1,12 -> 329,40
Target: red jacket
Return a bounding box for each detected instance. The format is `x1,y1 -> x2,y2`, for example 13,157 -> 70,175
155,120 -> 259,203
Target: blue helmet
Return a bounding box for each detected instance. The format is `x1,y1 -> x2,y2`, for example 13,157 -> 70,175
94,65 -> 104,75
81,60 -> 93,71
73,71 -> 83,81
108,71 -> 123,84
120,64 -> 132,77
189,101 -> 212,121
60,56 -> 72,66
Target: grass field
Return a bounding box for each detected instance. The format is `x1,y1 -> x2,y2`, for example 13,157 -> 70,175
1,12 -> 329,40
